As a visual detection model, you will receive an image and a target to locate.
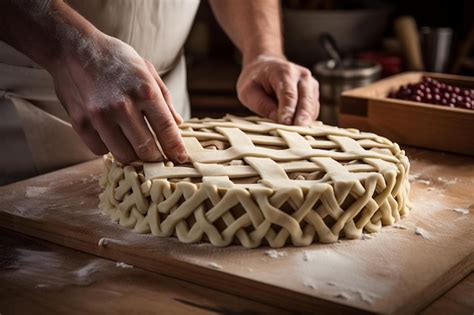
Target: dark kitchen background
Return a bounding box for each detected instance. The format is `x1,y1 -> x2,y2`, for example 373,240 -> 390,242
185,0 -> 474,123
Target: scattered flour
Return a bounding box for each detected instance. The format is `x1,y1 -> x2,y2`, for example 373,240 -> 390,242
392,223 -> 408,230
334,292 -> 351,300
264,250 -> 288,258
115,262 -> 133,269
415,227 -> 432,240
207,262 -> 223,270
355,290 -> 377,305
417,179 -> 431,185
25,186 -> 49,198
361,233 -> 374,240
72,261 -> 103,285
302,251 -> 311,261
437,176 -> 458,185
452,207 -> 469,215
303,279 -> 317,289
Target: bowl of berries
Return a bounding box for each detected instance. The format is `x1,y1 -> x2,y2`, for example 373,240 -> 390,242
340,72 -> 474,155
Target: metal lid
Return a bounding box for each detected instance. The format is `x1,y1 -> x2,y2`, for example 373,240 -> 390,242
313,59 -> 382,79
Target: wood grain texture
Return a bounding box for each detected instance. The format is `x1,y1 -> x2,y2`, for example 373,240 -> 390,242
0,148 -> 473,314
0,227 -> 289,315
1,228 -> 473,315
340,72 -> 474,155
421,273 -> 474,315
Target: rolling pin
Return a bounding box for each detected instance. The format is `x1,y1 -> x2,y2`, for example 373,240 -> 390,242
394,16 -> 424,71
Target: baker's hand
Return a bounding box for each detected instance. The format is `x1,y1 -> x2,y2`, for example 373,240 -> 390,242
237,55 -> 320,126
51,32 -> 188,164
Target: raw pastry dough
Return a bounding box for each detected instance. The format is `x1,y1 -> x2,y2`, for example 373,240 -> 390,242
99,115 -> 410,248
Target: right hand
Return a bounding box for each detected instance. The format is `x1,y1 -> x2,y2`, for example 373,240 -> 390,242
50,32 -> 188,164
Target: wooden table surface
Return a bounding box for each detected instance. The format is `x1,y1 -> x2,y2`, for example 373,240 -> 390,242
0,227 -> 289,315
0,146 -> 473,314
0,226 -> 472,314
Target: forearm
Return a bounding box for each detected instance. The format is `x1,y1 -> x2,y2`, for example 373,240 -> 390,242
0,0 -> 98,72
209,0 -> 284,65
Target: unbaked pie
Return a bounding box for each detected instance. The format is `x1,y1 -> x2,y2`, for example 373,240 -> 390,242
99,115 -> 410,248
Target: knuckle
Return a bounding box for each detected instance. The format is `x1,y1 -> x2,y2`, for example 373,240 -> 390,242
135,138 -> 156,159
89,100 -> 130,117
281,63 -> 292,72
166,138 -> 182,150
110,99 -> 131,113
300,68 -> 312,78
137,82 -> 157,101
278,66 -> 290,76
72,114 -> 92,133
155,119 -> 175,134
87,105 -> 109,120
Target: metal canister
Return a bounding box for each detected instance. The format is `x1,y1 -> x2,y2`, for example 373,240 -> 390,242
420,27 -> 453,73
313,59 -> 381,124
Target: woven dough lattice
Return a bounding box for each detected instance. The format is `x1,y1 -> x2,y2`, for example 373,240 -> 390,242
99,115 -> 410,248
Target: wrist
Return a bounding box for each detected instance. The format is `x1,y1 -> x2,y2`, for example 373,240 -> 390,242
43,2 -> 102,73
242,46 -> 285,66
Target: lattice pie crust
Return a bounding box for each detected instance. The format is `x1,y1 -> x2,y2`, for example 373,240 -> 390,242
99,115 -> 410,248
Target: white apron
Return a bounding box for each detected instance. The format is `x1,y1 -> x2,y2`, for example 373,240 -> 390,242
0,0 -> 199,184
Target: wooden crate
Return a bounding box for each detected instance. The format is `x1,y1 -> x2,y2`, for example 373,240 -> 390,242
340,72 -> 474,155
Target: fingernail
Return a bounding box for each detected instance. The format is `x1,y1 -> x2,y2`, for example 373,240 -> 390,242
177,152 -> 189,164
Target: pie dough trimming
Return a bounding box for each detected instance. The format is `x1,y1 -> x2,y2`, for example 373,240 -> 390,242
99,115 -> 410,248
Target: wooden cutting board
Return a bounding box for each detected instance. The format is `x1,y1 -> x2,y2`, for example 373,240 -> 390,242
0,148 -> 472,314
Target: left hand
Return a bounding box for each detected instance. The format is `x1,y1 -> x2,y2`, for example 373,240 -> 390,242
237,55 -> 320,126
